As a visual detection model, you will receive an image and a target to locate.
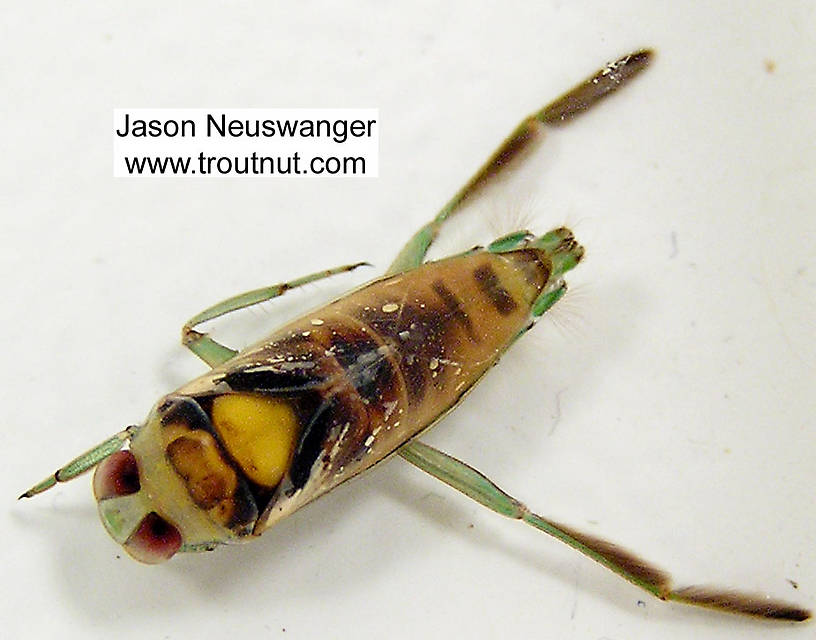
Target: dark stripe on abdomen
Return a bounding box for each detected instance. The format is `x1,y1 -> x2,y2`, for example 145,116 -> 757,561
473,264 -> 517,315
431,280 -> 476,340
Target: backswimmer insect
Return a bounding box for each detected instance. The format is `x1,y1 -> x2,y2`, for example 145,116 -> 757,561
21,50 -> 810,622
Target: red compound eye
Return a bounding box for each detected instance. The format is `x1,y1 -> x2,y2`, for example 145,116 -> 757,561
124,512 -> 183,564
93,450 -> 141,500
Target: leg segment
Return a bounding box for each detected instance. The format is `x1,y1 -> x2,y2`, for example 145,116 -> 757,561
182,261 -> 370,367
182,330 -> 238,368
19,426 -> 137,499
398,439 -> 810,621
387,50 -> 653,275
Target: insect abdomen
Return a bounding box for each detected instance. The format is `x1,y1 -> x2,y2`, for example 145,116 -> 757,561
225,248 -> 554,531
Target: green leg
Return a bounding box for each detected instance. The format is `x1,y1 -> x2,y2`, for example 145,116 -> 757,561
387,50 -> 653,276
399,439 -> 810,622
531,282 -> 568,318
182,261 -> 369,367
19,426 -> 137,499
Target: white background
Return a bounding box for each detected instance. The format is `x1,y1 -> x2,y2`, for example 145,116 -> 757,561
2,3 -> 814,639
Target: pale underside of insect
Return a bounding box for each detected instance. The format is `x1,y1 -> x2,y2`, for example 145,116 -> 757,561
21,50 -> 810,622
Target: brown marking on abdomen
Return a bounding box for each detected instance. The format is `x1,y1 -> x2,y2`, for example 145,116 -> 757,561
431,279 -> 476,341
473,264 -> 518,315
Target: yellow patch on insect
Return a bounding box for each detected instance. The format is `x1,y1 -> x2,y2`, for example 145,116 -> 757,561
211,393 -> 299,488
